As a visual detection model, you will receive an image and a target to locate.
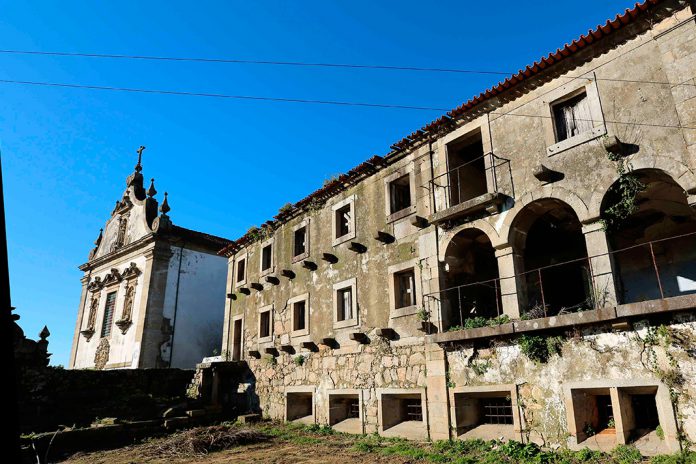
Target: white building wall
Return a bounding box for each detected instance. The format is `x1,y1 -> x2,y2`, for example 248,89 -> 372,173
161,246 -> 227,369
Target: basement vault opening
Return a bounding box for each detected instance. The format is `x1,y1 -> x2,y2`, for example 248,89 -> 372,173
380,392 -> 426,440
442,228 -> 501,329
453,390 -> 518,441
601,169 -> 696,304
446,129 -> 487,206
510,198 -> 591,317
329,393 -> 362,434
286,391 -> 314,424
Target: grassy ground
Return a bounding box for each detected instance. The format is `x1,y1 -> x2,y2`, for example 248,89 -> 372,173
60,422 -> 696,464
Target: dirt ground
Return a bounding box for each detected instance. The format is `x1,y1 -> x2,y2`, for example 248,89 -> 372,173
61,429 -> 416,464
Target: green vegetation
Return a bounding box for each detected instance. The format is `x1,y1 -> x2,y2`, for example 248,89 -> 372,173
447,314 -> 511,331
293,355 -> 305,366
519,334 -> 564,363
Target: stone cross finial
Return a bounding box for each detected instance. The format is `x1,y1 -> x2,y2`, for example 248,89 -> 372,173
135,145 -> 146,173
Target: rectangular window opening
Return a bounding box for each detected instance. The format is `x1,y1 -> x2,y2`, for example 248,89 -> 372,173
389,174 -> 411,214
337,287 -> 353,321
446,130 -> 486,205
335,204 -> 352,239
481,398 -> 513,425
329,394 -> 361,429
259,310 -> 271,339
287,392 -> 314,423
261,244 -> 272,272
293,301 -> 307,332
553,91 -> 592,142
394,269 -> 416,309
100,291 -> 117,338
236,258 -> 246,283
293,227 -> 307,258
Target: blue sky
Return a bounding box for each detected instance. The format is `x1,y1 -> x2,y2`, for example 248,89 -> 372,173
1,0 -> 636,366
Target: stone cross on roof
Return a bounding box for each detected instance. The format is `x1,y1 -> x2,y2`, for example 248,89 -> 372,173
135,145 -> 146,173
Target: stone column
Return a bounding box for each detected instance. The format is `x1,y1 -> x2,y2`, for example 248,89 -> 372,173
581,221 -> 618,308
495,246 -> 520,318
425,343 -> 450,441
68,275 -> 91,369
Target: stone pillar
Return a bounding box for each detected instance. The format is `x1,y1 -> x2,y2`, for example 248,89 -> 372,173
581,221 -> 618,308
68,275 -> 91,369
495,246 -> 520,318
425,343 -> 450,441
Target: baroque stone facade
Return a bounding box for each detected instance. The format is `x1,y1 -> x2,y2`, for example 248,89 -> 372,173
70,148 -> 232,370
214,0 -> 696,455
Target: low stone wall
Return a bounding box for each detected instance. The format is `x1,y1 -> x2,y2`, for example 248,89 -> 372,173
248,334 -> 427,432
18,366 -> 194,433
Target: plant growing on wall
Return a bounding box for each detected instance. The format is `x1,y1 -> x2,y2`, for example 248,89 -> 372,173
293,355 -> 305,366
519,335 -> 563,363
601,146 -> 645,231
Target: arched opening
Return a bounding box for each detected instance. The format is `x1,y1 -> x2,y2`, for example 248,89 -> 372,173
510,199 -> 591,317
441,229 -> 501,329
601,169 -> 696,304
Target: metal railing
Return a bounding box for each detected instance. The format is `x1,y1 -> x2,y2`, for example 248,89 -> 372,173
428,152 -> 511,214
424,230 -> 696,330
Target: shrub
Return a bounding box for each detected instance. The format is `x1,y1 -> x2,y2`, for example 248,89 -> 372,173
293,355 -> 305,366
519,334 -> 564,363
612,444 -> 643,464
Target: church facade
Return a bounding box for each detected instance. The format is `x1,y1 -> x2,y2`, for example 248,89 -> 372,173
69,149 -> 231,370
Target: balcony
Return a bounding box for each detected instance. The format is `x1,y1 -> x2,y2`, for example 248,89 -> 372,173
429,152 -> 510,225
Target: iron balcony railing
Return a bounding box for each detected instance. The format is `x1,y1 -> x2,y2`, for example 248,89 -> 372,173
423,230 -> 696,330
428,152 -> 511,215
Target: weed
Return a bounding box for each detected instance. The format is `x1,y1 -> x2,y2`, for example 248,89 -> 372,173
612,444 -> 643,464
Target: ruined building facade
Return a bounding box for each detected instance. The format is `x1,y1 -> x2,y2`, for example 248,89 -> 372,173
70,150 -> 231,370
214,0 -> 696,455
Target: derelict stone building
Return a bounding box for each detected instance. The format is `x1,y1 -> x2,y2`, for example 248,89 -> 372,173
213,0 -> 696,455
70,149 -> 231,370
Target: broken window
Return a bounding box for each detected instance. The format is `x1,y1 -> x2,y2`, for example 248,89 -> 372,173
389,174 -> 411,214
293,226 -> 307,258
292,300 -> 307,332
100,291 -> 117,338
261,244 -> 272,272
552,91 -> 593,142
236,257 -> 246,284
259,309 -> 271,339
335,204 -> 352,239
394,269 -> 416,309
337,287 -> 353,321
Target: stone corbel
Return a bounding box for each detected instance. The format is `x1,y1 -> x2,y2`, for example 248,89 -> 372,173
115,319 -> 133,335
80,328 -> 95,341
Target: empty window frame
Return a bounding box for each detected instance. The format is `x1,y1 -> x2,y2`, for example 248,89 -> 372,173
100,291 -> 117,338
286,390 -> 315,423
258,307 -> 272,341
328,391 -> 363,434
389,175 -> 412,214
336,205 -> 352,239
261,244 -> 273,272
337,287 -> 353,321
293,301 -> 307,331
333,278 -> 358,328
552,90 -> 593,142
332,196 -> 356,246
235,255 -> 247,285
394,269 -> 416,309
293,226 -> 307,259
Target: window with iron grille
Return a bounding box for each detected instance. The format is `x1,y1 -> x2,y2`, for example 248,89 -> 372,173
404,399 -> 423,421
481,398 -> 513,425
348,398 -> 360,419
100,291 -> 117,338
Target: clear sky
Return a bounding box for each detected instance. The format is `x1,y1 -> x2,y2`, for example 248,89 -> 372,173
1,0 -> 637,366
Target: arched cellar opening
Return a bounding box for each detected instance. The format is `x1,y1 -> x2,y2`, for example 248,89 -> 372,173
601,169 -> 696,304
441,229 -> 501,329
510,199 -> 591,318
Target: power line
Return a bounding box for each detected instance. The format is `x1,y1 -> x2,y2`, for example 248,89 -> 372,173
0,49 -> 512,76
1,48 -> 695,89
0,78 -> 694,131
0,78 -> 450,112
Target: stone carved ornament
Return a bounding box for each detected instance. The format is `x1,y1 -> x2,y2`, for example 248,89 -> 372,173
94,337 -> 110,370
80,295 -> 100,341
115,282 -> 136,334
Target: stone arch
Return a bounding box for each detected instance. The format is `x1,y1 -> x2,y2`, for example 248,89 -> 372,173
587,156 -> 696,219
438,219 -> 501,262
498,185 -> 591,247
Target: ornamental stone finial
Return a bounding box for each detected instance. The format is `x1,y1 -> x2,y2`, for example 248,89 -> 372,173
147,178 -> 157,198
160,192 -> 171,215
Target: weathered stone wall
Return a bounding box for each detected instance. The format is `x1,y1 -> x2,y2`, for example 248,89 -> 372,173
18,366 -> 193,433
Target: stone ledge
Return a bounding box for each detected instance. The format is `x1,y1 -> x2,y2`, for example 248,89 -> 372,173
513,306 -> 618,333
427,322 -> 514,343
429,192 -> 505,225
615,294 -> 696,318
